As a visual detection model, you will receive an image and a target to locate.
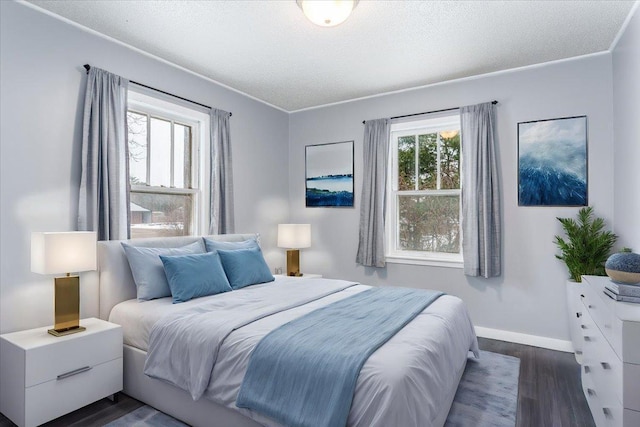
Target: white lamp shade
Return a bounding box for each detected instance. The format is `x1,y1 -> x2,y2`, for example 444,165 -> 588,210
277,224 -> 311,249
31,231 -> 97,275
297,0 -> 357,27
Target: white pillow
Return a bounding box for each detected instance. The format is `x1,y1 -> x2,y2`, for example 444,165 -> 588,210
122,240 -> 205,301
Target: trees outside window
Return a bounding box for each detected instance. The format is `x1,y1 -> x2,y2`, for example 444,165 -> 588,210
387,114 -> 462,266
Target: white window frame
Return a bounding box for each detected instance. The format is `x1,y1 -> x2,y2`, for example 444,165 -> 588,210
127,89 -> 210,237
386,113 -> 463,268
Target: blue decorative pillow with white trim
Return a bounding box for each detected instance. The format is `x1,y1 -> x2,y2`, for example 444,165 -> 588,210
217,246 -> 274,290
160,252 -> 232,303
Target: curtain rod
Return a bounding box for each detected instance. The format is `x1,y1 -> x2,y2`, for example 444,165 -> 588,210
362,100 -> 497,124
83,64 -> 231,116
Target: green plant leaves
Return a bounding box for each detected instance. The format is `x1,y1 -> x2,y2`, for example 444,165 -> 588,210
554,207 -> 617,282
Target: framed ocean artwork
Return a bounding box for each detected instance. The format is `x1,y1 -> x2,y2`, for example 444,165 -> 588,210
518,116 -> 588,206
305,141 -> 354,207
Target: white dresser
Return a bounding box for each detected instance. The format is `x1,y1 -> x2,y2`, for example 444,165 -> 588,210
0,318 -> 123,427
578,275 -> 640,427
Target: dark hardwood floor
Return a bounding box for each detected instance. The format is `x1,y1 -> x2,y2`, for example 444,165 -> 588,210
0,338 -> 594,427
478,338 -> 595,427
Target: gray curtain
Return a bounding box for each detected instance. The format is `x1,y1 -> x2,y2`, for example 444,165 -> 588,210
356,118 -> 391,267
78,67 -> 130,241
461,102 -> 501,277
209,108 -> 235,234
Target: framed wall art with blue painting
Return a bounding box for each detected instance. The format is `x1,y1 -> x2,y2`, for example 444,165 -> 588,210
305,141 -> 354,207
518,116 -> 588,206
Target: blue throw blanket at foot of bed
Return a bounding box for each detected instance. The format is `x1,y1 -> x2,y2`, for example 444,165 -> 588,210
236,287 -> 444,427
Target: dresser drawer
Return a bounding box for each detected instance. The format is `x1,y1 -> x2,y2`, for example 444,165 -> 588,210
623,362 -> 640,411
581,287 -> 614,345
587,334 -> 623,406
24,357 -> 122,427
582,369 -> 622,427
25,326 -> 122,387
617,319 -> 640,364
623,408 -> 640,427
581,307 -> 622,427
580,276 -> 640,427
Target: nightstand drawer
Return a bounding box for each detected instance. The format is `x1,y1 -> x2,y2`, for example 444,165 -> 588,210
25,357 -> 122,427
0,318 -> 123,427
25,325 -> 122,387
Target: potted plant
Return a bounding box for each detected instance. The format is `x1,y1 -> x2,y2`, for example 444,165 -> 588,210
555,206 -> 617,282
554,206 -> 617,362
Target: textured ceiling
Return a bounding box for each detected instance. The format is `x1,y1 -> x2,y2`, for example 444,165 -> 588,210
28,0 -> 635,112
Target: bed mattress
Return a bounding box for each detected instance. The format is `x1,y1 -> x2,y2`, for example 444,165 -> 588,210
109,276 -> 478,426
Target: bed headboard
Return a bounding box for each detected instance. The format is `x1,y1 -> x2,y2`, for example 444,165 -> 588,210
97,233 -> 258,320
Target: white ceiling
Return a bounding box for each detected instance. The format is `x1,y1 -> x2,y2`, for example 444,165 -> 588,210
28,0 -> 635,112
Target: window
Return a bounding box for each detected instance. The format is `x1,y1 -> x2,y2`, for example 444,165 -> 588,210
386,114 -> 462,267
127,91 -> 208,239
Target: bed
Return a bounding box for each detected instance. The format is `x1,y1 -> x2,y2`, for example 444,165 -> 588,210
98,234 -> 479,427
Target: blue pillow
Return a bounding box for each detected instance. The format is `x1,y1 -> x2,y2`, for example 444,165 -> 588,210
160,252 -> 232,303
217,247 -> 274,290
203,237 -> 258,253
122,241 -> 204,301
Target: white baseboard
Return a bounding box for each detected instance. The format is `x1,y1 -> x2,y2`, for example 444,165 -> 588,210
475,326 -> 574,353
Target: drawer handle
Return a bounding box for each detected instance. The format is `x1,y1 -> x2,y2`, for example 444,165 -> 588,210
600,362 -> 611,370
576,312 -> 582,318
57,366 -> 92,380
588,304 -> 594,309
602,408 -> 612,419
584,365 -> 590,374
581,294 -> 585,298
587,388 -> 596,396
584,336 -> 591,342
580,324 -> 587,329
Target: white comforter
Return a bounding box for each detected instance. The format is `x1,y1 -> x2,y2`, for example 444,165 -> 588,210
110,277 -> 479,427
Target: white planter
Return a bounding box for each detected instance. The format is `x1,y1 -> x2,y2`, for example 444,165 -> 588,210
566,279 -> 585,364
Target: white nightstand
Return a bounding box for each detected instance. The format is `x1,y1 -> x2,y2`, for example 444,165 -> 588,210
275,274 -> 323,279
0,318 -> 123,427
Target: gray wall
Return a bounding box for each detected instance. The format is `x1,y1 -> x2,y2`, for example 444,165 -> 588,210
0,1 -> 631,344
612,6 -> 640,250
289,54 -> 615,342
0,2 -> 290,333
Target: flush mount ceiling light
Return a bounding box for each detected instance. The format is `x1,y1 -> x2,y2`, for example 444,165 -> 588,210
296,0 -> 359,27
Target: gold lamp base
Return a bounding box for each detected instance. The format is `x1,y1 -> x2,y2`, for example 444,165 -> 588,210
48,326 -> 86,337
48,275 -> 84,337
286,249 -> 303,277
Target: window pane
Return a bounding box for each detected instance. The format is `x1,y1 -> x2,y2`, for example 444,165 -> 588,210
418,134 -> 438,190
397,135 -> 415,190
127,111 -> 148,185
149,117 -> 172,187
129,192 -> 193,239
174,124 -> 191,189
439,130 -> 460,189
397,194 -> 460,253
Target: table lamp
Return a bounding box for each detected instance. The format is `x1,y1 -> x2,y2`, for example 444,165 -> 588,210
277,224 -> 311,277
31,231 -> 97,336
